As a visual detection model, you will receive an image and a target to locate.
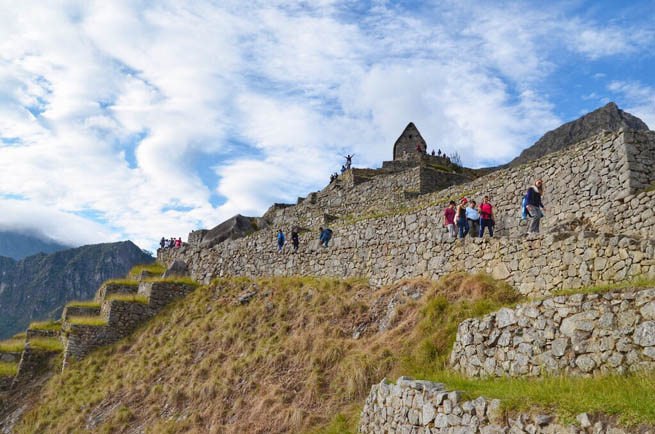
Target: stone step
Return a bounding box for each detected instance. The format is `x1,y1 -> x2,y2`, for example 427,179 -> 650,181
94,281 -> 139,302
62,304 -> 101,321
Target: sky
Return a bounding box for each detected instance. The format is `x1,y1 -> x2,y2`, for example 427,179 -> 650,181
0,0 -> 653,252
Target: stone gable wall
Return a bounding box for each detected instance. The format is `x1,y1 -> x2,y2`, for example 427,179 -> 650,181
451,288 -> 655,378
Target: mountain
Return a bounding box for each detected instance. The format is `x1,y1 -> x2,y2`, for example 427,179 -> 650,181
0,230 -> 70,260
0,241 -> 154,339
508,102 -> 650,167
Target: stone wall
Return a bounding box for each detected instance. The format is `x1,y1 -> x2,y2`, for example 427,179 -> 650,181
12,345 -> 58,388
62,306 -> 100,320
359,377 -> 633,434
62,281 -> 197,367
163,130 -> 655,298
94,282 -> 138,301
451,288 -> 655,377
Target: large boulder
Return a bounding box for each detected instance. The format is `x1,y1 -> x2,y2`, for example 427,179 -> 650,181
197,214 -> 256,249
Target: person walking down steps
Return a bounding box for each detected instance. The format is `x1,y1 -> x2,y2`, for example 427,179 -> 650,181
291,227 -> 299,253
319,227 -> 333,248
526,179 -> 546,234
277,229 -> 286,253
456,198 -> 470,238
443,201 -> 457,240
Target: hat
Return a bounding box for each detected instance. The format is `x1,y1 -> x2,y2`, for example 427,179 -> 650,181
461,197 -> 468,203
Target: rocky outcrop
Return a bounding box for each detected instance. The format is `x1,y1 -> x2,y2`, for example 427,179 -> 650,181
451,288 -> 655,378
194,214 -> 255,248
508,102 -> 649,167
0,241 -> 154,339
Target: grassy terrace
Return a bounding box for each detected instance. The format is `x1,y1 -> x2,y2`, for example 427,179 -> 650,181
12,332 -> 26,340
13,275 -> 655,434
0,339 -> 25,353
0,361 -> 18,378
106,294 -> 149,304
143,276 -> 200,287
66,300 -> 101,309
66,316 -> 108,327
30,337 -> 64,352
28,320 -> 62,332
130,263 -> 166,276
103,278 -> 139,286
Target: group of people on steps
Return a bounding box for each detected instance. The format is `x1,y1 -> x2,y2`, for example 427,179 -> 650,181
276,227 -> 333,253
443,178 -> 546,240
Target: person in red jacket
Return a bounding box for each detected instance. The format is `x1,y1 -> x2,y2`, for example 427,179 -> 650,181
479,196 -> 494,237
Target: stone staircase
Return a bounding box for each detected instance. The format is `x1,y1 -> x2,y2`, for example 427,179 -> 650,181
0,268 -> 198,391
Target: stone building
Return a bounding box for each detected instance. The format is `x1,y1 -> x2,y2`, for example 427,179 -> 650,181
393,122 -> 428,159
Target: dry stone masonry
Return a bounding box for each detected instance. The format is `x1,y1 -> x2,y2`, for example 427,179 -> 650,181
359,377 -> 634,434
161,129 -> 655,298
451,287 -> 655,377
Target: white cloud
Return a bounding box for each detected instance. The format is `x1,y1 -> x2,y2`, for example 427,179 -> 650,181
0,0 -> 652,251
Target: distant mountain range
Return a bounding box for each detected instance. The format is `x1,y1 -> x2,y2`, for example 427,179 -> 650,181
0,230 -> 71,260
0,241 -> 154,339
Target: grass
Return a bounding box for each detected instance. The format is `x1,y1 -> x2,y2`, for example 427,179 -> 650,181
0,339 -> 25,353
66,300 -> 101,309
0,361 -> 18,378
129,263 -> 166,276
66,316 -> 108,327
429,371 -> 655,427
106,294 -> 149,304
551,276 -> 655,297
30,337 -> 64,352
28,320 -> 62,332
103,278 -> 139,286
13,274 -> 655,433
12,332 -> 26,340
144,276 -> 200,287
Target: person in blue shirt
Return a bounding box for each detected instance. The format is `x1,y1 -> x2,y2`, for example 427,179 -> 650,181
466,200 -> 480,238
319,227 -> 333,248
277,229 -> 285,253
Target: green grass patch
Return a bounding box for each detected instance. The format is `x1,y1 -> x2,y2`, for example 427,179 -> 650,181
106,294 -> 149,304
66,300 -> 101,309
28,320 -> 62,332
428,371 -> 655,426
144,276 -> 200,287
12,332 -> 26,340
129,263 -> 166,276
551,276 -> 655,297
103,278 -> 139,286
0,361 -> 18,377
67,316 -> 108,327
0,339 -> 25,353
30,337 -> 64,352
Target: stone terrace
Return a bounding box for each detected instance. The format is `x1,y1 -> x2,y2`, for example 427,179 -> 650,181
161,129 -> 655,298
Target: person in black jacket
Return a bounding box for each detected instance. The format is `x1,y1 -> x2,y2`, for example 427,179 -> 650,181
291,227 -> 299,253
526,179 -> 546,233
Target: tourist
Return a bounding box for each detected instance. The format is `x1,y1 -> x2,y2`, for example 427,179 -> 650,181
431,149 -> 435,156
174,237 -> 182,248
344,154 -> 354,169
291,227 -> 299,253
438,149 -> 442,156
319,227 -> 333,248
456,198 -> 470,238
443,201 -> 457,240
479,196 -> 494,237
341,165 -> 347,174
277,229 -> 285,253
159,237 -> 165,249
526,179 -> 546,234
416,143 -> 422,153
466,200 -> 480,238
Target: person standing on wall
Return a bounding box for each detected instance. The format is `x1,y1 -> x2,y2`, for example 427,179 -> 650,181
466,200 -> 480,238
479,196 -> 494,237
277,229 -> 286,253
455,198 -> 470,238
291,227 -> 299,253
526,179 -> 546,234
443,201 -> 457,240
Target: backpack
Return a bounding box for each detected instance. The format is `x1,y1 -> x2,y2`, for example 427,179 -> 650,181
325,229 -> 333,240
521,196 -> 528,220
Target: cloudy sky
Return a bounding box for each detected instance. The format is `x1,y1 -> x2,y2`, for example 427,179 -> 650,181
0,0 -> 653,251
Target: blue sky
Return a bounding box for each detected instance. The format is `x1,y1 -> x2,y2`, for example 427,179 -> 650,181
0,0 -> 653,251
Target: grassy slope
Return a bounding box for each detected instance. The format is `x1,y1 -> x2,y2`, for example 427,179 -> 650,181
13,275 -> 655,433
